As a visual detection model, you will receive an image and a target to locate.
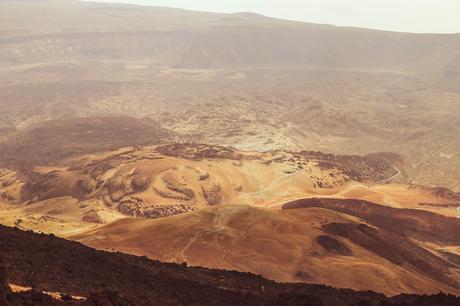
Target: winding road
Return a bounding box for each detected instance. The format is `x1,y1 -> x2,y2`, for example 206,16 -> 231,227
375,165 -> 401,184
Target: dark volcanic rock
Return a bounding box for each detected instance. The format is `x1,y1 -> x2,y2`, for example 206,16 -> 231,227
315,235 -> 352,256
322,222 -> 459,289
0,258 -> 13,306
283,197 -> 460,245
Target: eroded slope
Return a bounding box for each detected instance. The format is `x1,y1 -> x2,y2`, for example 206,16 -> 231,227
72,203 -> 460,296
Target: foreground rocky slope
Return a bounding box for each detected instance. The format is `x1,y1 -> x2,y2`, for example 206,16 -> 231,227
1,225 -> 459,306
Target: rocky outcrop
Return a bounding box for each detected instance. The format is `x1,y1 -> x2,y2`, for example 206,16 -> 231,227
157,173 -> 195,200
156,143 -> 244,161
117,197 -> 196,218
82,210 -> 105,224
202,183 -> 223,206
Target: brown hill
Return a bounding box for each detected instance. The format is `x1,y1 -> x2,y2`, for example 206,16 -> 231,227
71,203 -> 460,296
1,0 -> 459,73
1,144 -> 456,237
0,116 -> 177,168
282,198 -> 460,244
1,225 -> 460,305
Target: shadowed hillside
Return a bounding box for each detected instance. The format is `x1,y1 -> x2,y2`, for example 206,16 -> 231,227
0,116 -> 178,167
1,225 -> 459,305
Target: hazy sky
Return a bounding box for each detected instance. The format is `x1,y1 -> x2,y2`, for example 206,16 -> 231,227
91,0 -> 460,33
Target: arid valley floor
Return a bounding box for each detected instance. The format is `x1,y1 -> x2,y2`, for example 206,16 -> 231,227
0,0 -> 459,305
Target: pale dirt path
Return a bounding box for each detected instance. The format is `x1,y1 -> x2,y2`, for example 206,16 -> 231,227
375,165 -> 401,184
238,172 -> 299,200
179,207 -> 226,262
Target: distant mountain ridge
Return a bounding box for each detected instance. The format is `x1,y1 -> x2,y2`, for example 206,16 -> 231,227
0,0 -> 459,76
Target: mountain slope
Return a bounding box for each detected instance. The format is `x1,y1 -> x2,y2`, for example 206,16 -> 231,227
1,143 -> 457,237
1,225 -> 460,305
71,202 -> 460,296
0,116 -> 178,168
1,0 -> 459,73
